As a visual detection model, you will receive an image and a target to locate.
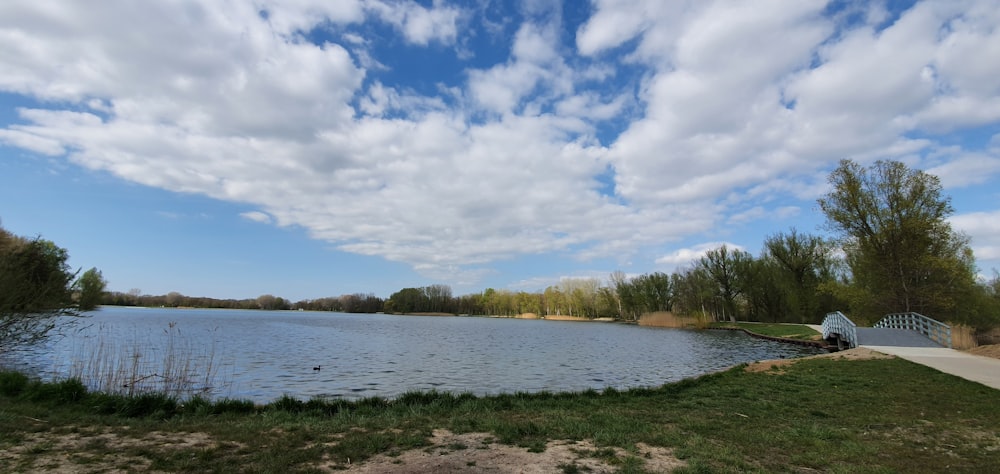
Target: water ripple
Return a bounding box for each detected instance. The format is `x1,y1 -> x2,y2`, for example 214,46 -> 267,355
4,307 -> 824,403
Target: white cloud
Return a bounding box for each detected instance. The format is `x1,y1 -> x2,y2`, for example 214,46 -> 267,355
0,127 -> 65,156
575,0 -> 684,58
951,211 -> 1000,266
256,0 -> 365,36
2,0 -> 1000,288
926,153 -> 1000,188
467,21 -> 575,114
725,205 -> 799,226
241,211 -> 273,224
655,242 -> 744,269
366,0 -> 461,46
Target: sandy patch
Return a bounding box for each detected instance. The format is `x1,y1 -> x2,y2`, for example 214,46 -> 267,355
542,315 -> 591,322
514,313 -> 540,319
967,344 -> 1000,360
744,347 -> 894,374
1,427 -> 218,473
337,429 -> 685,473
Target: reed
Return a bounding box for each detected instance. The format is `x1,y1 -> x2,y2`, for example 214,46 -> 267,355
950,324 -> 978,349
65,322 -> 227,400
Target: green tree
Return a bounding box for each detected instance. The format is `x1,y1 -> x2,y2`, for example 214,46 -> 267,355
255,294 -> 289,310
632,272 -> 673,315
77,267 -> 107,311
671,267 -> 719,318
698,245 -> 754,321
385,288 -> 425,313
742,258 -> 784,323
818,159 -> 978,321
761,229 -> 840,323
1,227 -> 80,353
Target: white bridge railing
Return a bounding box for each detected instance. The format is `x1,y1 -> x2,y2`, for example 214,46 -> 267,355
875,312 -> 952,348
822,311 -> 858,349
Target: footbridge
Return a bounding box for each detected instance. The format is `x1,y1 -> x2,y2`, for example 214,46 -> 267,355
821,311 -> 951,349
821,311 -> 1000,390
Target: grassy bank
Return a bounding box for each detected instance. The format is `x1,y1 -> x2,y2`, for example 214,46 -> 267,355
711,322 -> 823,341
2,355 -> 998,473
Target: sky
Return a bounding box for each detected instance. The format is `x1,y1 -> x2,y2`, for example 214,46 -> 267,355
1,0 -> 999,301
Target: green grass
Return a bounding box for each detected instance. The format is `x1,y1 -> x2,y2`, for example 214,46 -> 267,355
2,356 -> 998,473
712,321 -> 822,340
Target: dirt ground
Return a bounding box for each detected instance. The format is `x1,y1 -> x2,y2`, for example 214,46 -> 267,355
3,427 -> 684,473
744,347 -> 894,373
1,428 -> 219,473
337,429 -> 685,473
967,344 -> 1000,360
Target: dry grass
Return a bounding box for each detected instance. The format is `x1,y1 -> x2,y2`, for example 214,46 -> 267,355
637,311 -> 700,328
967,344 -> 1000,360
541,314 -> 592,321
951,324 -> 978,350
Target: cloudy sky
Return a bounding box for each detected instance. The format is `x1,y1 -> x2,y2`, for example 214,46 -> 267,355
2,0 -> 999,301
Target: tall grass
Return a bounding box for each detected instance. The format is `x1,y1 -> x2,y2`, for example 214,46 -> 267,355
66,321 -> 228,400
951,324 -> 977,349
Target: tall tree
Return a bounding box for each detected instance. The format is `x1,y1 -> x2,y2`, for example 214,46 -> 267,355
818,159 -> 977,320
698,245 -> 754,321
609,271 -> 628,319
77,267 -> 107,311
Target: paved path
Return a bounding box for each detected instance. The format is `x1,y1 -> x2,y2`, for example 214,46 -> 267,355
803,324 -> 998,389
862,345 -> 1000,390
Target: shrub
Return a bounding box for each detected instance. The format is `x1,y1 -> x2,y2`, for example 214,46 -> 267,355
0,371 -> 30,396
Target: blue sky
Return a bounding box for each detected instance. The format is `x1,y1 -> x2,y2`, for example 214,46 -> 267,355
2,0 -> 999,301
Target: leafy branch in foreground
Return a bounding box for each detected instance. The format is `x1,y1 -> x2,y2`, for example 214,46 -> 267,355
0,225 -> 82,353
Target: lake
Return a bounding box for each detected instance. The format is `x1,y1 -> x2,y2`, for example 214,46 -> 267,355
2,306 -> 824,403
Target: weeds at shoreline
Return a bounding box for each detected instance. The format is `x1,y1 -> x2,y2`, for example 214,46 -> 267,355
63,321 -> 228,400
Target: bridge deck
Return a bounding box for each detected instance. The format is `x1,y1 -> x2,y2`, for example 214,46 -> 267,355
855,328 -> 942,347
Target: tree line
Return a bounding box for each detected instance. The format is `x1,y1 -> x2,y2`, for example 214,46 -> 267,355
4,159 -> 999,355
375,160 -> 1000,329
101,290 -> 385,314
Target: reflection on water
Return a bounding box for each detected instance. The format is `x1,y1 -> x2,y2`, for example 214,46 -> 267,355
3,306 -> 823,403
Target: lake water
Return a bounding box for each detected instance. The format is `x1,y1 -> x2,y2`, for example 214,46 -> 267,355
3,306 -> 823,403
